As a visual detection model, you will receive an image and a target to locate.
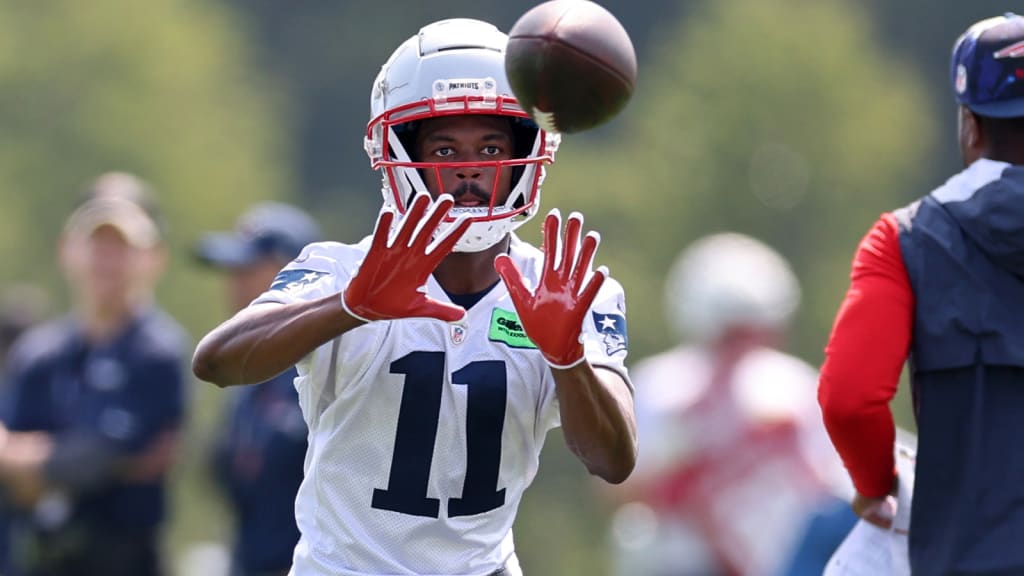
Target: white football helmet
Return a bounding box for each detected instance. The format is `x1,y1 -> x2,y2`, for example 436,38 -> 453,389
364,19 -> 561,253
665,233 -> 801,344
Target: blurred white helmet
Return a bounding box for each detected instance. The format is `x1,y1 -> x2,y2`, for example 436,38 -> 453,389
364,19 -> 561,252
665,233 -> 800,344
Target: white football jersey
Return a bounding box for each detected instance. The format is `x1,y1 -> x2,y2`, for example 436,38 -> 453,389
254,234 -> 630,576
616,345 -> 848,576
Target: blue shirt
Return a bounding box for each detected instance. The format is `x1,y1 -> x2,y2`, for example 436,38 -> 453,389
0,478 -> 10,575
212,368 -> 306,575
0,368 -> 11,575
0,308 -> 187,533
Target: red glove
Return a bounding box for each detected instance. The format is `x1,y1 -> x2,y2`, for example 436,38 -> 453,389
342,192 -> 471,323
495,209 -> 607,368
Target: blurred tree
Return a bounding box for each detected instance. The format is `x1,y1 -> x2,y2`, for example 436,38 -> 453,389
0,1 -> 291,329
0,0 -> 292,570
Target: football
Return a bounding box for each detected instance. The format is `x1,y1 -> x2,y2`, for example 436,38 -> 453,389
505,0 -> 637,134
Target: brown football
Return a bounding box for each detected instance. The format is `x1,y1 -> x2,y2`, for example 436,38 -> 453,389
505,0 -> 637,133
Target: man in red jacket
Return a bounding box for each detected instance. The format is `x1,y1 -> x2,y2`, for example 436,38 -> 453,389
819,13 -> 1024,576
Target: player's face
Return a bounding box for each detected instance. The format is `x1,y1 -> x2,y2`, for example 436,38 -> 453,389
61,225 -> 164,313
413,115 -> 516,208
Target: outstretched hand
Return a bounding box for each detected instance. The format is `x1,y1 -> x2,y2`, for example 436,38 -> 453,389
342,192 -> 471,323
495,209 -> 607,368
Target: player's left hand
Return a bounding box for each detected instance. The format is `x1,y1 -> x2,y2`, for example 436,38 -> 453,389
495,209 -> 606,369
342,192 -> 471,323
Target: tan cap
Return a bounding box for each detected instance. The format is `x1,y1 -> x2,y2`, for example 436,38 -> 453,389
64,196 -> 162,249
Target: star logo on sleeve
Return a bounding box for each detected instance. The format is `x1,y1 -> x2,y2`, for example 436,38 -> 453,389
270,269 -> 328,292
591,311 -> 628,356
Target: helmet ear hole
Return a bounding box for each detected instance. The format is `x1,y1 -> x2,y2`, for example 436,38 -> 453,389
395,123 -> 430,193
509,118 -> 539,198
511,119 -> 538,159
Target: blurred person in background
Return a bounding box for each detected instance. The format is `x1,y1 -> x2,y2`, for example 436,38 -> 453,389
605,232 -> 855,576
0,172 -> 188,576
194,203 -> 321,576
0,286 -> 51,576
819,13 -> 1024,575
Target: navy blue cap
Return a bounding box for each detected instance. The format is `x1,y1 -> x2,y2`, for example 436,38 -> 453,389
195,202 -> 322,268
953,13 -> 1024,118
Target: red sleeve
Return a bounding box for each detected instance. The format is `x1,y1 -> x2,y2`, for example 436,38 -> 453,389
818,213 -> 914,498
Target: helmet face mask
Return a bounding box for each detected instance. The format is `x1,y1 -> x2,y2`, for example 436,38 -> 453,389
364,19 -> 561,253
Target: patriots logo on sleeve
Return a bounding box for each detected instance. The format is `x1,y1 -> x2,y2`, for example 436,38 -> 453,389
270,269 -> 328,292
592,311 -> 628,355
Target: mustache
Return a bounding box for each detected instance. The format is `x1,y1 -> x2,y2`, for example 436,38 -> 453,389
451,182 -> 491,203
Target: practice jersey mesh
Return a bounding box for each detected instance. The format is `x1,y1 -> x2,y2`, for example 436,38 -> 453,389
254,234 -> 630,576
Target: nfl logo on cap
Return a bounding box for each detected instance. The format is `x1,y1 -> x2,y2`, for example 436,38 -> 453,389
952,13 -> 1024,118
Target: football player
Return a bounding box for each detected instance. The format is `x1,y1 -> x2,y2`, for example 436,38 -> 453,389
192,18 -> 637,576
603,233 -> 853,576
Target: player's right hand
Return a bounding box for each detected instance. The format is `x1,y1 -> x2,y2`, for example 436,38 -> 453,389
341,192 -> 471,323
852,488 -> 897,530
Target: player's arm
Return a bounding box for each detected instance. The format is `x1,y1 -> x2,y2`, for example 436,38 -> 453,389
194,192 -> 471,387
551,363 -> 636,484
496,209 -> 637,484
193,297 -> 363,387
818,213 -> 913,518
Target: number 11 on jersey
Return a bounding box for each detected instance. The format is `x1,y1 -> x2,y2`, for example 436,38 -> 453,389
371,351 -> 508,518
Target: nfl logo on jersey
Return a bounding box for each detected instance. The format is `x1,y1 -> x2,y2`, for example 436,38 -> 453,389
450,323 -> 467,345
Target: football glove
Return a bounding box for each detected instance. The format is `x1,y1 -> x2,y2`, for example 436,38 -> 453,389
495,209 -> 607,369
342,192 -> 471,323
